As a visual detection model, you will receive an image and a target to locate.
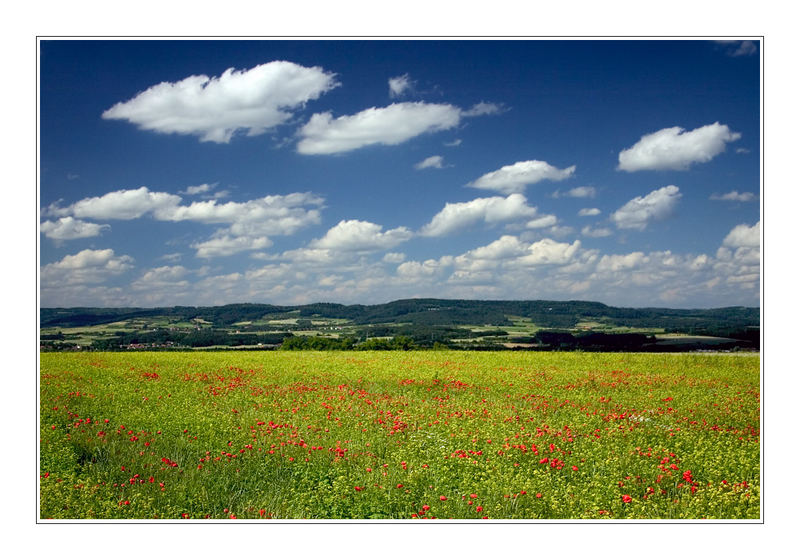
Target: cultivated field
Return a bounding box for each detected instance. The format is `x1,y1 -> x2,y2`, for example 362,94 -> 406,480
39,351 -> 760,520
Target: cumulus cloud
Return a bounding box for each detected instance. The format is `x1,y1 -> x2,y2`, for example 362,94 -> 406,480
596,252 -> 648,273
159,192 -> 324,235
610,185 -> 681,230
461,102 -> 506,117
581,225 -> 612,238
712,223 -> 760,293
382,252 -> 406,264
516,238 -> 582,266
397,259 -> 442,278
297,102 -> 462,155
47,188 -> 324,258
449,236 -> 584,276
414,155 -> 446,170
444,139 -> 462,147
710,190 -> 756,202
310,219 -> 413,252
458,235 -> 528,263
41,248 -> 134,287
420,194 -> 539,237
181,183 -> 216,196
131,266 -> 190,290
45,186 -> 181,221
468,160 -> 576,194
388,74 -> 413,98
40,216 -> 109,240
525,214 -> 558,229
618,123 -> 741,171
102,61 -> 339,143
723,221 -> 760,248
578,208 -> 601,217
552,186 -> 596,199
714,250 -> 759,291
192,235 -> 272,259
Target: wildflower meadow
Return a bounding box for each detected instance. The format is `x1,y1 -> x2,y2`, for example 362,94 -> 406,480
39,351 -> 759,520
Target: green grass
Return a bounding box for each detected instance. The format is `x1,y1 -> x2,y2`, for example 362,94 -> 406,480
40,351 -> 760,520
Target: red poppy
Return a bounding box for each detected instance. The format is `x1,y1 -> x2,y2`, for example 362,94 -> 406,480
622,495 -> 632,503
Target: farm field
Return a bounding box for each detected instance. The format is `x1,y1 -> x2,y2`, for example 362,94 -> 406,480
39,351 -> 760,520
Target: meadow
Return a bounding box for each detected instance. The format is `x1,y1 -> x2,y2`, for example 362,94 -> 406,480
39,351 -> 760,520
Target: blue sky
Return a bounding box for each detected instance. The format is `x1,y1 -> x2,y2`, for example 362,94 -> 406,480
39,39 -> 761,308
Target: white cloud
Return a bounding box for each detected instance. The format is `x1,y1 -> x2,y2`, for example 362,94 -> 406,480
414,155 -> 445,170
296,102 -> 462,155
192,235 -> 272,258
397,259 -> 442,277
160,192 -> 323,236
382,252 -> 406,263
46,186 -> 181,220
468,160 -> 576,194
41,248 -> 134,287
193,273 -> 245,303
516,238 -> 582,266
462,102 -> 505,117
388,74 -> 413,98
547,225 -> 575,238
275,247 -> 337,265
40,216 -> 109,240
714,223 -> 760,292
449,236 -> 584,276
618,122 -> 741,171
596,252 -> 648,273
458,235 -> 528,263
444,139 -> 462,147
723,221 -> 760,248
310,219 -> 413,252
717,40 -> 758,57
581,225 -> 612,238
552,186 -> 596,199
102,61 -> 339,143
525,214 -> 558,229
181,183 -> 216,196
131,266 -> 190,290
127,266 -> 192,304
578,208 -> 601,216
420,193 -> 539,237
47,188 -> 324,258
710,190 -> 756,202
610,185 -> 682,230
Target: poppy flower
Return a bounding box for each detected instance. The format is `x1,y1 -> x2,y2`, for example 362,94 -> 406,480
622,495 -> 632,503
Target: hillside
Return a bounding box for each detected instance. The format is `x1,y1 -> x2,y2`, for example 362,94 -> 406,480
41,299 -> 759,334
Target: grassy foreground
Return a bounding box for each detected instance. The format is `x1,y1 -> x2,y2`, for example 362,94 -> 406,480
40,351 -> 760,520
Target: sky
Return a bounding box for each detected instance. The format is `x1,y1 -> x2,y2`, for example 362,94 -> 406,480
38,39 -> 761,309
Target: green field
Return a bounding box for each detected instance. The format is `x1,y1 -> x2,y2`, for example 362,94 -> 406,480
40,351 -> 760,520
